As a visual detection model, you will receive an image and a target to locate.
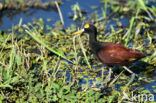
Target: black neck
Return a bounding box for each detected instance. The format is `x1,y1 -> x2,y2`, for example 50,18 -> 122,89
88,31 -> 101,54
89,30 -> 97,43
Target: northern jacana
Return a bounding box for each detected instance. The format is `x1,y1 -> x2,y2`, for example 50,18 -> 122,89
73,24 -> 146,86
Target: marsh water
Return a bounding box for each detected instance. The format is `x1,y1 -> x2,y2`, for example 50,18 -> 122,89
0,0 -> 156,101
0,0 -> 103,30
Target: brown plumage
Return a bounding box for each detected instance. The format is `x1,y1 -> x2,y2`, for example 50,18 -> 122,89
98,42 -> 145,66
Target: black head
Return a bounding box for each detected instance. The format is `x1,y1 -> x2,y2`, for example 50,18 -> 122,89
73,24 -> 97,36
83,24 -> 97,35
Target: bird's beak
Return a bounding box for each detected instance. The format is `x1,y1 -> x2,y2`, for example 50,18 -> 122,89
73,29 -> 84,35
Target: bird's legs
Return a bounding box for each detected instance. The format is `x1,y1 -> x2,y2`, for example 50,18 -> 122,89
122,66 -> 136,86
103,67 -> 112,86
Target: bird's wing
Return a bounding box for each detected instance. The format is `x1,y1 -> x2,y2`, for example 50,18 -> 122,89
97,43 -> 135,64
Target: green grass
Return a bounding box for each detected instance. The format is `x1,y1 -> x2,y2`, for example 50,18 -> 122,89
0,0 -> 156,102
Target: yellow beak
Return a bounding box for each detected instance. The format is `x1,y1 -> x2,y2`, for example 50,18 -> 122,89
73,29 -> 84,35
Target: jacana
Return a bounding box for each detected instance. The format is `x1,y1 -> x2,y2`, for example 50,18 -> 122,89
73,24 -> 146,86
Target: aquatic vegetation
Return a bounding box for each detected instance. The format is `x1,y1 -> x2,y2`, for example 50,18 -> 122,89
0,0 -> 156,102
0,0 -> 62,10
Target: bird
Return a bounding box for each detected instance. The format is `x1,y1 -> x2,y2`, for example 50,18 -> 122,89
73,24 -> 146,86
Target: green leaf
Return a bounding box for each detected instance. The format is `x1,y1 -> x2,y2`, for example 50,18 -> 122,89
65,94 -> 77,100
138,0 -> 148,12
52,95 -> 58,101
9,45 -> 16,68
62,86 -> 70,94
51,82 -> 60,89
108,95 -> 115,103
16,54 -> 22,65
0,84 -> 12,89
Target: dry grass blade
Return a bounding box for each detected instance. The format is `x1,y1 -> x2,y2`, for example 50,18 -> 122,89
55,1 -> 64,25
